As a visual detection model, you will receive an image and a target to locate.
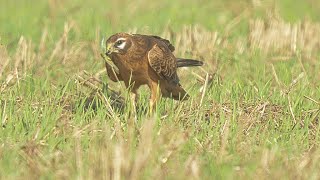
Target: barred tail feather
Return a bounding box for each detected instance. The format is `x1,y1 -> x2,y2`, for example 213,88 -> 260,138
176,58 -> 204,68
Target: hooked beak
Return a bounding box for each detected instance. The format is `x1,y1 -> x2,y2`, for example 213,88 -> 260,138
106,43 -> 113,55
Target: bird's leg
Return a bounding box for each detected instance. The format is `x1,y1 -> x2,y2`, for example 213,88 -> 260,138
149,81 -> 161,114
129,89 -> 138,121
105,61 -> 123,82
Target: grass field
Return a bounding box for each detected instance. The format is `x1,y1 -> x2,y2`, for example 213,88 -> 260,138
1,0 -> 320,179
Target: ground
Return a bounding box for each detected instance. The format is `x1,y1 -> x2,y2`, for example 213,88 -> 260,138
0,0 -> 320,179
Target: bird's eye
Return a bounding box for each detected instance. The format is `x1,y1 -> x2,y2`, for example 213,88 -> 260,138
114,39 -> 126,49
116,40 -> 123,46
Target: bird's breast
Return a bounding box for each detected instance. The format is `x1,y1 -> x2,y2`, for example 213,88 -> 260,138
110,54 -> 150,83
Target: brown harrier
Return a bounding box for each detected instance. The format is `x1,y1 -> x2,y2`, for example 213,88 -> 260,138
103,33 -> 203,110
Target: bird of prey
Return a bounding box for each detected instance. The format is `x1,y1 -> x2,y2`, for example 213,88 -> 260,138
103,33 -> 203,110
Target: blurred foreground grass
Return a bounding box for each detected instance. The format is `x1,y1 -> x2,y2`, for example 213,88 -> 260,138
0,0 -> 320,179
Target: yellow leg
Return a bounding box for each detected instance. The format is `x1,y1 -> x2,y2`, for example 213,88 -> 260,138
149,81 -> 160,115
130,91 -> 138,121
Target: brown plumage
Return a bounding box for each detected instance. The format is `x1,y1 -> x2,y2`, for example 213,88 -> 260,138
103,33 -> 203,110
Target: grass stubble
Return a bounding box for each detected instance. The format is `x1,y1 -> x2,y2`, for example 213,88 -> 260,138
1,3 -> 320,180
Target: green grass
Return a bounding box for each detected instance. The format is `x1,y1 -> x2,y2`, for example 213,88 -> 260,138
1,0 -> 320,179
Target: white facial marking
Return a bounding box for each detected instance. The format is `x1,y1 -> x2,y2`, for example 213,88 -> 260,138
117,42 -> 126,49
115,38 -> 127,49
116,38 -> 126,41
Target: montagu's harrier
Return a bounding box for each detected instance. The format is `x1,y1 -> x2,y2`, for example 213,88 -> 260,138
103,33 -> 203,110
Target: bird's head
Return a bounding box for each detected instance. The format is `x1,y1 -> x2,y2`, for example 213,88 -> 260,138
105,33 -> 132,57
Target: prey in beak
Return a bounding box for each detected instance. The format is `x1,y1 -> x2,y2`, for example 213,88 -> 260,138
105,43 -> 113,56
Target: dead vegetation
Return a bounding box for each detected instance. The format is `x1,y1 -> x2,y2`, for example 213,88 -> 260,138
16,115 -> 197,179
1,14 -> 320,90
249,16 -> 320,59
161,25 -> 221,62
1,11 -> 320,179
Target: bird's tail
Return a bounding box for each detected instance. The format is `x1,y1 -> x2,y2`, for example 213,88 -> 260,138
176,58 -> 204,68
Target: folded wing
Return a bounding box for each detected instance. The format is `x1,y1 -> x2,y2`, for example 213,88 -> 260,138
148,44 -> 179,85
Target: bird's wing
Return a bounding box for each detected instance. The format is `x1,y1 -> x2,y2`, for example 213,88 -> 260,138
151,36 -> 175,52
148,44 -> 179,84
132,34 -> 175,51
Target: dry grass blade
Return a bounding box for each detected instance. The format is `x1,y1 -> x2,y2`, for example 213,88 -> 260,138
285,72 -> 305,94
75,72 -> 124,119
0,73 -> 16,93
199,73 -> 209,107
100,53 -> 121,78
75,132 -> 83,180
224,9 -> 250,37
185,156 -> 200,180
130,118 -> 155,180
14,36 -> 35,75
1,36 -> 36,92
288,96 -> 297,124
1,100 -> 7,127
36,27 -> 48,62
113,142 -> 123,180
162,25 -> 220,60
49,22 -> 74,63
0,45 -> 11,79
304,95 -> 320,105
220,117 -> 230,157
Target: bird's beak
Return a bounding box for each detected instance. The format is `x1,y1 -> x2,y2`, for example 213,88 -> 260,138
106,43 -> 113,55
